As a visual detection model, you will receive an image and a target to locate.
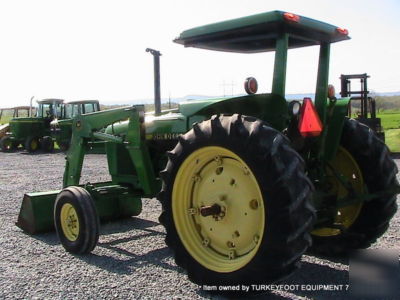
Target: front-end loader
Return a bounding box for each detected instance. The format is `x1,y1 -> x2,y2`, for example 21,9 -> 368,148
340,73 -> 385,141
16,11 -> 399,287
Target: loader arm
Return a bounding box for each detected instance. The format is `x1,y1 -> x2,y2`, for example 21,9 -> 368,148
16,106 -> 152,234
63,105 -> 157,196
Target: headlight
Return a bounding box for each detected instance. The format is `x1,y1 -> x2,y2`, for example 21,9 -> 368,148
288,101 -> 301,117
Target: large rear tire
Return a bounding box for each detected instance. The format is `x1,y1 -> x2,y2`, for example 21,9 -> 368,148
25,136 -> 40,153
54,186 -> 99,254
158,114 -> 315,286
311,118 -> 398,255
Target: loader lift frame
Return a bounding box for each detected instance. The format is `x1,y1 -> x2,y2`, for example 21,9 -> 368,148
340,73 -> 384,140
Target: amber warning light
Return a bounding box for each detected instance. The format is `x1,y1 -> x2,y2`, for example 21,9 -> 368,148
298,98 -> 323,137
283,12 -> 300,23
337,27 -> 349,35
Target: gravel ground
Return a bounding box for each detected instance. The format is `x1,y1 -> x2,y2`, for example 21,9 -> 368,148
0,151 -> 399,299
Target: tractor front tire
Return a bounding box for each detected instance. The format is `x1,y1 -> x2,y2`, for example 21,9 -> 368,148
158,114 -> 315,286
0,136 -> 16,152
40,136 -> 54,152
311,118 -> 398,255
25,136 -> 40,153
54,186 -> 99,254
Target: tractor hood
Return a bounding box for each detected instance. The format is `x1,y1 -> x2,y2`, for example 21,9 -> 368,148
178,96 -> 231,116
106,94 -> 288,138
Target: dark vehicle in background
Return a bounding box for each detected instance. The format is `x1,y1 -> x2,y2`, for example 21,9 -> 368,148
0,99 -> 100,152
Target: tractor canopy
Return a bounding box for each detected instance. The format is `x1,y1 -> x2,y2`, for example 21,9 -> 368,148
35,98 -> 64,119
63,100 -> 100,118
173,10 -> 352,161
36,99 -> 64,105
174,10 -> 350,53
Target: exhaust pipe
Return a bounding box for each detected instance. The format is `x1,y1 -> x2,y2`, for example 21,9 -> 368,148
30,96 -> 34,117
146,48 -> 162,116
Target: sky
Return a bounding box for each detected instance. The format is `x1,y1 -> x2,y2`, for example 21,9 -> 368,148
0,0 -> 399,107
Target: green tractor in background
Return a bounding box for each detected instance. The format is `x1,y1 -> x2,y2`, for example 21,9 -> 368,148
340,73 -> 385,141
1,99 -> 64,152
0,99 -> 100,152
17,11 -> 399,287
0,105 -> 33,141
52,100 -> 101,151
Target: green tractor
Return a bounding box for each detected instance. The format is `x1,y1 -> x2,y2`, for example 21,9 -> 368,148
0,106 -> 33,142
0,99 -> 64,152
0,99 -> 100,153
51,100 -> 101,151
17,11 -> 399,287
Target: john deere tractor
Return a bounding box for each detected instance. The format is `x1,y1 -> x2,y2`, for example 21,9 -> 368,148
52,100 -> 101,151
17,11 -> 399,287
0,106 -> 33,141
0,99 -> 100,152
0,99 -> 64,152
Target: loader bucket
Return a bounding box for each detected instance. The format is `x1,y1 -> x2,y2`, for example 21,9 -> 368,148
16,190 -> 59,234
16,184 -> 143,235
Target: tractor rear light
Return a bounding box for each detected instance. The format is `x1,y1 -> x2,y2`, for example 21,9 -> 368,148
283,12 -> 300,23
244,77 -> 258,94
298,98 -> 323,137
337,27 -> 349,35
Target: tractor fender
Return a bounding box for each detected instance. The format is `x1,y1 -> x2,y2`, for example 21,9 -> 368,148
186,93 -> 289,132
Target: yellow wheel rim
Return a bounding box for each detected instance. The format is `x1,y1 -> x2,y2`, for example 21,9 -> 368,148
312,147 -> 364,237
60,203 -> 80,241
172,146 -> 265,273
31,139 -> 38,151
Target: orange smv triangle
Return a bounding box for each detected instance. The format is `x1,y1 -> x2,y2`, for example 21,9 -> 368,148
298,98 -> 323,137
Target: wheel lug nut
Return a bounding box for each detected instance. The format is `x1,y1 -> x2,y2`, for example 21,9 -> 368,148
214,156 -> 223,165
192,174 -> 201,182
188,208 -> 197,215
227,241 -> 235,248
202,238 -> 210,247
242,167 -> 249,175
228,250 -> 236,260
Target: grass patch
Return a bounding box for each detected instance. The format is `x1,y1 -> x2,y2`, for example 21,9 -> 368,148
377,111 -> 400,130
0,115 -> 12,125
385,129 -> 400,152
